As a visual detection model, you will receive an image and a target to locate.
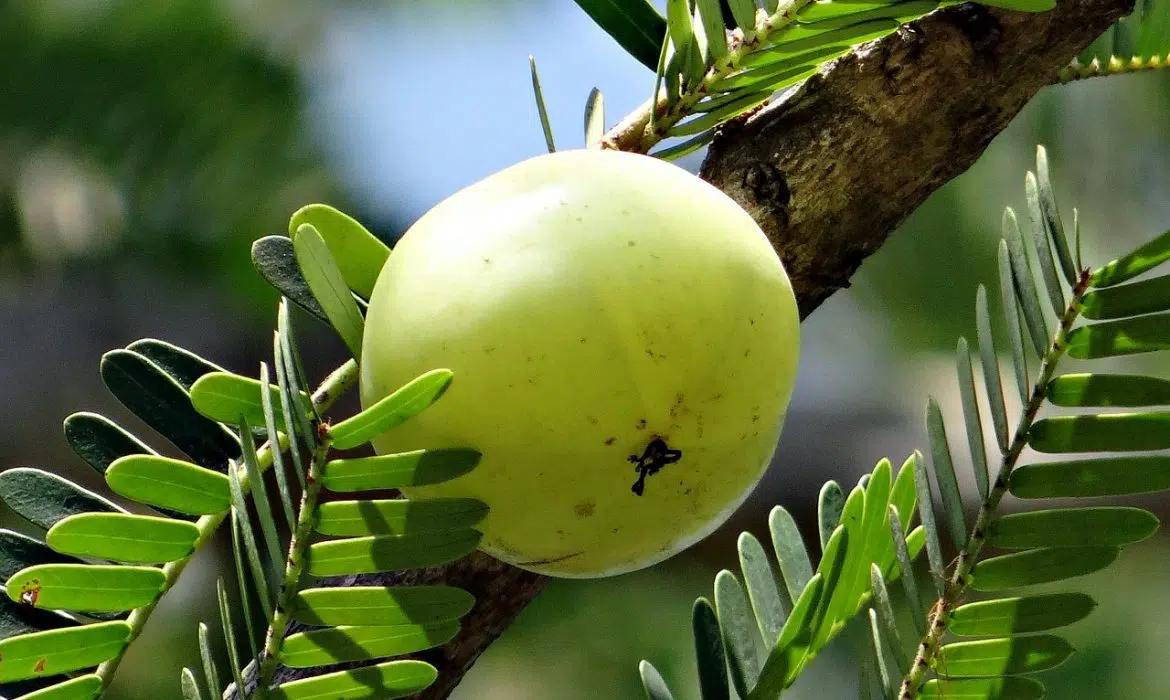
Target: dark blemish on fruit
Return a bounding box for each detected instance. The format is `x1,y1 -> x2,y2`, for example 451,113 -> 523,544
484,346 -> 496,354
518,551 -> 584,566
574,500 -> 596,518
604,437 -> 616,446
483,257 -> 492,265
556,529 -> 565,535
636,419 -> 647,430
587,416 -> 599,426
579,337 -> 588,343
744,348 -> 752,357
627,240 -> 636,247
629,438 -> 683,496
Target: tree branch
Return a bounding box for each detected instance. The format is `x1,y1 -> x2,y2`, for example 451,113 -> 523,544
240,1 -> 1132,697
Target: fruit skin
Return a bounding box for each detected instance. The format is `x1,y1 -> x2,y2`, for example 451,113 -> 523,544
360,149 -> 800,578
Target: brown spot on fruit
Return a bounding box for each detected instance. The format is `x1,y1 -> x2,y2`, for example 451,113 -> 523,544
574,500 -> 596,518
636,419 -> 647,430
604,437 -> 616,446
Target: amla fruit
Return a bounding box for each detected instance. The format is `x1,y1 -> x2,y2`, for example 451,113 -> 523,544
360,149 -> 800,577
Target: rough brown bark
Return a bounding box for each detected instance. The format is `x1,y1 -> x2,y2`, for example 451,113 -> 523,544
238,1 -> 1132,697
702,0 -> 1131,318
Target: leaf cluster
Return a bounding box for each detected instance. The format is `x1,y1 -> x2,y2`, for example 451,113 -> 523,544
0,206 -> 488,700
636,146 -> 1170,699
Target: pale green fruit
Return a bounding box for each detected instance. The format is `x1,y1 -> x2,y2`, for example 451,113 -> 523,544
360,149 -> 800,578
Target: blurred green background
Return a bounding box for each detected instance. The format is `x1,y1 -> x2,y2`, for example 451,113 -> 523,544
0,1 -> 1168,698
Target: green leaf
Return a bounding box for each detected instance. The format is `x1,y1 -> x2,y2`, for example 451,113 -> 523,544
714,571 -> 762,697
987,507 -> 1158,548
922,677 -> 1044,699
949,593 -> 1096,637
106,455 -> 231,516
975,286 -> 1010,450
258,362 -> 296,531
925,398 -> 968,550
813,493 -> 863,647
692,597 -> 729,700
955,339 -> 989,499
639,660 -> 675,700
280,621 -> 460,668
1029,412 -> 1170,452
667,92 -> 770,137
912,451 -> 946,596
969,546 -> 1119,591
769,506 -> 813,604
572,0 -> 667,71
725,0 -> 757,33
126,339 -> 226,392
866,609 -> 896,699
100,349 -> 240,472
807,526 -> 849,655
189,372 -> 309,428
1024,171 -> 1066,316
314,498 -> 488,537
289,204 -> 389,300
817,481 -> 845,551
798,0 -> 900,23
1081,273 -> 1170,320
327,369 -> 453,450
306,530 -> 482,577
651,128 -> 718,161
197,622 -> 221,700
850,460 -> 891,617
584,88 -> 606,149
738,532 -> 786,645
1003,209 -> 1050,357
935,635 -> 1073,678
271,659 -> 437,700
15,674 -> 102,700
1066,313 -> 1170,358
7,564 -> 165,612
292,223 -> 366,359
0,623 -> 129,683
868,564 -> 908,671
529,55 -> 555,154
1090,227 -> 1170,287
64,412 -> 156,475
180,667 -> 205,700
882,454 -> 918,577
750,573 -> 824,699
1046,372 -> 1170,407
228,464 -> 273,620
888,507 -> 925,637
215,578 -> 245,694
1009,456 -> 1170,498
695,0 -> 728,63
237,417 -> 284,574
997,241 -> 1030,404
251,235 -> 330,325
0,468 -> 124,530
321,449 -> 481,493
229,509 -> 260,664
273,325 -> 309,490
46,513 -> 199,564
1034,145 -> 1076,284
288,586 -> 474,628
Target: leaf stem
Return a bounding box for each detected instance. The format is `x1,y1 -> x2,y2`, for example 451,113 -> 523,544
897,272 -> 1091,699
253,434 -> 333,696
94,359 -> 360,694
1056,53 -> 1170,83
603,0 -> 813,154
